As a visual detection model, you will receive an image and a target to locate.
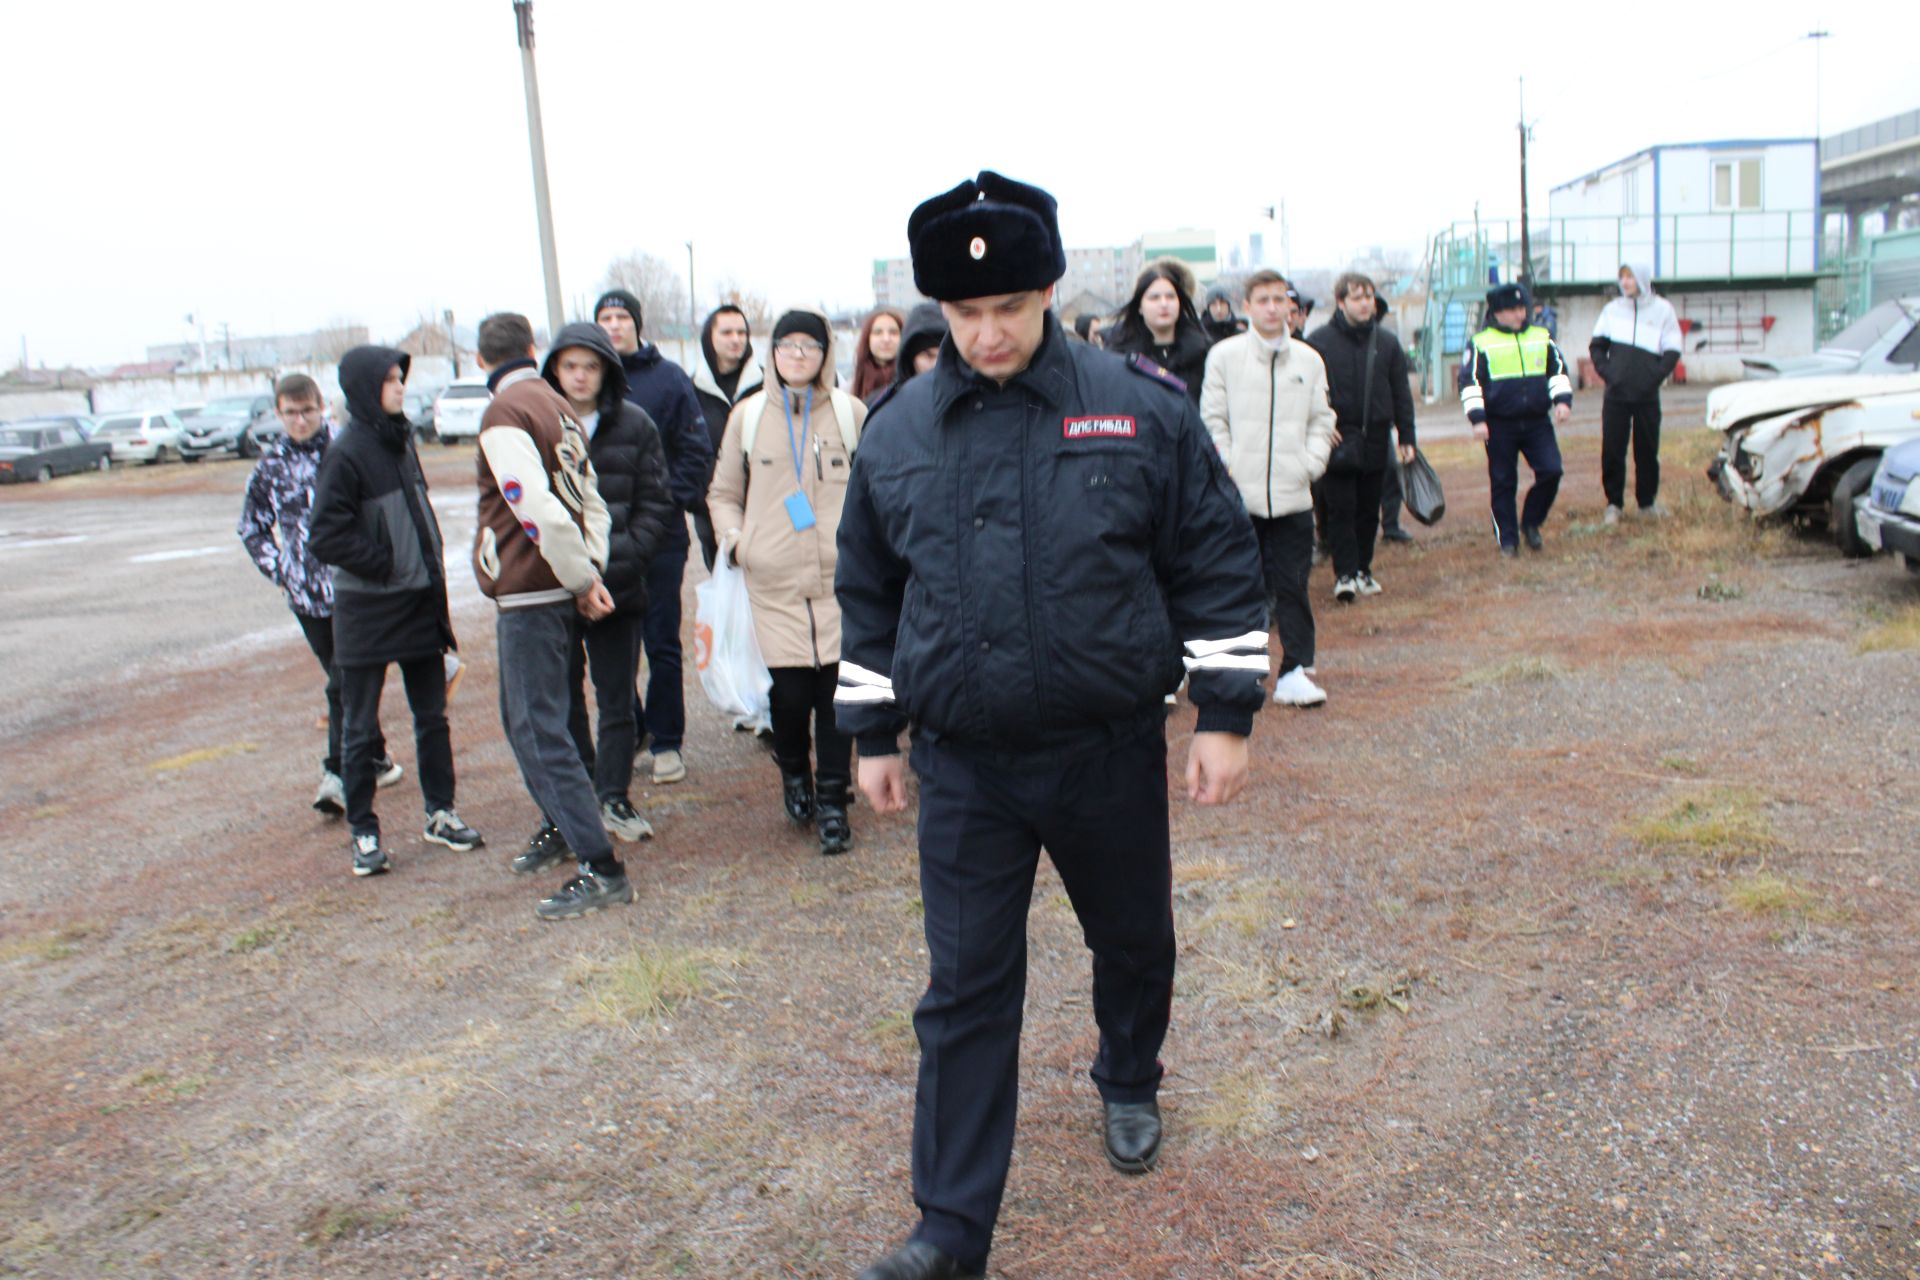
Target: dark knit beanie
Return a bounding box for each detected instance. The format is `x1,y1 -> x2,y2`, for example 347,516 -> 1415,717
771,311 -> 829,347
594,289 -> 643,325
1486,282 -> 1531,313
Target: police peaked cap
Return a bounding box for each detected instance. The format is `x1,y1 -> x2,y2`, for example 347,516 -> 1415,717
909,171 -> 1067,302
1486,282 -> 1531,312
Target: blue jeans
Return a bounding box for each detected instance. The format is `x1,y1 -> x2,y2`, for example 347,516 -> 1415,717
636,540 -> 688,754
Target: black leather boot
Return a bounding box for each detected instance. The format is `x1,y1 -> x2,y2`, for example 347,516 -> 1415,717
780,765 -> 814,825
815,779 -> 851,856
1103,1098 -> 1162,1173
856,1241 -> 980,1280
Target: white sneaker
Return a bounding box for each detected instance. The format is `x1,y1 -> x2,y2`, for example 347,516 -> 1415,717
312,769 -> 345,816
374,756 -> 404,788
1639,502 -> 1669,520
1333,575 -> 1358,603
1272,667 -> 1327,707
443,652 -> 465,701
1603,504 -> 1622,527
651,749 -> 687,784
1356,571 -> 1382,596
601,797 -> 655,842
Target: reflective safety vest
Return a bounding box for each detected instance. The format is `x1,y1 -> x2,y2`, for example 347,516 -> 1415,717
1470,325 -> 1554,380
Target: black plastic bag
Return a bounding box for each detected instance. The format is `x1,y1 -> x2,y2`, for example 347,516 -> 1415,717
1398,449 -> 1445,526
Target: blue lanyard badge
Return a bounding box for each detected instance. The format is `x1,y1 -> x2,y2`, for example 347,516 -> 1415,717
781,387 -> 817,531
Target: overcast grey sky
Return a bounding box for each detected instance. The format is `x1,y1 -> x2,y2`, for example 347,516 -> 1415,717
3,0 -> 1915,368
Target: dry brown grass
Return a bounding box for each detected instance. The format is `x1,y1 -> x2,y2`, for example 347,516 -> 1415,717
1190,1065 -> 1283,1139
1858,603 -> 1920,654
1723,872 -> 1844,924
567,943 -> 745,1030
1628,787 -> 1779,863
1455,654 -> 1566,689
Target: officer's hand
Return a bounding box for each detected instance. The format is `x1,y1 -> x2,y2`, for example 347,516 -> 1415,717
859,754 -> 911,815
1472,423 -> 1490,443
1398,443 -> 1416,465
1552,402 -> 1572,426
1185,732 -> 1249,806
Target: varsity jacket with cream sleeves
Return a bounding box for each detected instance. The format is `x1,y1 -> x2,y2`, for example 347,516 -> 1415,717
472,364 -> 611,608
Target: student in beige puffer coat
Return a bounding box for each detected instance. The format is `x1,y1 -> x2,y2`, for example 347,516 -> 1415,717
708,308 -> 867,855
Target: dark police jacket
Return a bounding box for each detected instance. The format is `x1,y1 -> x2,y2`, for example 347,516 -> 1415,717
834,315 -> 1268,759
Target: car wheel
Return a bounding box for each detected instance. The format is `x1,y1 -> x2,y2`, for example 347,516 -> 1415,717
35,465 -> 53,484
96,454 -> 111,472
1827,455 -> 1879,558
238,431 -> 260,459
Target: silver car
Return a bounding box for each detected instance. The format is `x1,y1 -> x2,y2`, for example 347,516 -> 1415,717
1741,296 -> 1920,378
92,410 -> 188,464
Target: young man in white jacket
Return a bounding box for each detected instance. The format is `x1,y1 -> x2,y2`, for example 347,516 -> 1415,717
1588,263 -> 1683,523
1201,270 -> 1338,707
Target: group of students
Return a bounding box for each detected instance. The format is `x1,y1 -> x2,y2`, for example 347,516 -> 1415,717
235,246 -> 1679,915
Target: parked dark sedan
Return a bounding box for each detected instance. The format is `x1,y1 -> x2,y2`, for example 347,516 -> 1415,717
176,406 -> 251,459
0,421 -> 112,482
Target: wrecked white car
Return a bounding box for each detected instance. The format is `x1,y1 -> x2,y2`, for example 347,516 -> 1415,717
1706,373 -> 1920,555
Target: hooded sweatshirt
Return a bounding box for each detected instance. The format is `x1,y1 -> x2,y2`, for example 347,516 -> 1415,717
1589,263 -> 1683,402
864,302 -> 949,420
617,341 -> 713,549
540,322 -> 675,616
706,306 -> 867,669
473,351 -> 611,609
692,307 -> 765,454
308,346 -> 454,666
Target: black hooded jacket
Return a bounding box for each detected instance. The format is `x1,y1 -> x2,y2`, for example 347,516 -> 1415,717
618,342 -> 713,554
308,346 -> 454,665
541,323 -> 675,617
1304,309 -> 1417,471
864,302 -> 949,420
693,308 -> 763,454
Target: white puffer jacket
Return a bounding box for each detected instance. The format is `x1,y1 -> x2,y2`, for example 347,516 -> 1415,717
1200,329 -> 1336,518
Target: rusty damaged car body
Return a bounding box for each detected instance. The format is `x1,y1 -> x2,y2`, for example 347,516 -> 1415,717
1706,372 -> 1920,556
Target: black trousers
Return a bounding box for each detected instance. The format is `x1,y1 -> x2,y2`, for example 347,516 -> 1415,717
768,664 -> 851,790
1379,459 -> 1405,532
296,611 -> 384,776
566,610 -> 641,802
1601,397 -> 1662,509
1485,418 -> 1563,547
1250,511 -> 1314,674
1321,466 -> 1386,580
339,655 -> 453,837
906,730 -> 1174,1275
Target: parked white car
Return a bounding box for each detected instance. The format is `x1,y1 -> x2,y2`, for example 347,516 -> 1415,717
432,379 -> 491,444
1854,436 -> 1920,575
91,410 -> 189,464
1705,372 -> 1920,555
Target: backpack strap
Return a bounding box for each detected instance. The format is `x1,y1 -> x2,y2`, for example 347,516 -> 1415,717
739,388 -> 860,456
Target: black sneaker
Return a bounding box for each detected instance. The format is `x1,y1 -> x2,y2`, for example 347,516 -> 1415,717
600,797 -> 654,842
535,867 -> 634,921
423,808 -> 483,851
1522,525 -> 1544,551
1381,526 -> 1414,544
351,832 -> 389,877
512,821 -> 570,875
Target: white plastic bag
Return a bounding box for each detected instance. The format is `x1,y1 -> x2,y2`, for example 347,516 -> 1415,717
692,555 -> 772,733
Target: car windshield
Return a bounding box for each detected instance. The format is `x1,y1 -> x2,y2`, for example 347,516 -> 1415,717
95,418 -> 141,435
1822,300 -> 1917,355
441,386 -> 490,401
0,429 -> 43,447
176,407 -> 203,419
204,397 -> 257,415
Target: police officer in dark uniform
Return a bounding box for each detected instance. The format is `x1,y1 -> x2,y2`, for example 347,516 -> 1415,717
835,171 -> 1270,1280
1458,281 -> 1574,556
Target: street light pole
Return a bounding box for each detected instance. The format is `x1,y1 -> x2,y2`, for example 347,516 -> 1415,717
1805,29 -> 1829,143
512,1 -> 564,339
1517,76 -> 1533,288
686,240 -> 696,345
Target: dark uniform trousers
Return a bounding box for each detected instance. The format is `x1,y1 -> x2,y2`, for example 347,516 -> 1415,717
1600,397 -> 1661,510
907,728 -> 1174,1273
1485,418 -> 1563,548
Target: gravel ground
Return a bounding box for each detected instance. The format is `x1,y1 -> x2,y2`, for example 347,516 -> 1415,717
1,388 -> 1916,1279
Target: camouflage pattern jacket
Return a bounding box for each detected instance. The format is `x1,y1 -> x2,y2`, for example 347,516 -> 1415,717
237,425 -> 334,618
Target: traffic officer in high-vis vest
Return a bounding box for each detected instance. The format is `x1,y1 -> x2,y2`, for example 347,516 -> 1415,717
1458,281 -> 1575,556
834,171 -> 1270,1280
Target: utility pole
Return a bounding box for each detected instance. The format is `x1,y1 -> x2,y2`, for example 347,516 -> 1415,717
1517,77 -> 1533,288
513,1 -> 564,339
445,308 -> 459,377
220,321 -> 233,370
1805,29 -> 1829,143
686,240 -> 696,345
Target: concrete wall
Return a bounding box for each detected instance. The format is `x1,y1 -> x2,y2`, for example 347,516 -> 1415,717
0,389 -> 92,419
